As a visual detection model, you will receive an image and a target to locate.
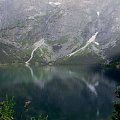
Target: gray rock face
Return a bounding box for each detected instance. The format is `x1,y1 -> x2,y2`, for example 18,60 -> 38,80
0,0 -> 120,64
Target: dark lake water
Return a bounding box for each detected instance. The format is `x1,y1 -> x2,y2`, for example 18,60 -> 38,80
0,65 -> 120,120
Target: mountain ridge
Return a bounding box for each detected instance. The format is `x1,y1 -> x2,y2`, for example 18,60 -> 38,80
0,0 -> 120,65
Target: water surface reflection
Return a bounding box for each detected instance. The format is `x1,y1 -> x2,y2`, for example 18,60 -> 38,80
0,65 -> 119,120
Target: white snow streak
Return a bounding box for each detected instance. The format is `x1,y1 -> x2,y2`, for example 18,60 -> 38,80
97,11 -> 100,17
68,32 -> 99,57
48,2 -> 61,6
25,39 -> 45,65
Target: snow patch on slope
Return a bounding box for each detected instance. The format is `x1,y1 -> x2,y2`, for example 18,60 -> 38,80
68,32 -> 99,57
25,39 -> 45,65
97,11 -> 100,17
48,2 -> 61,6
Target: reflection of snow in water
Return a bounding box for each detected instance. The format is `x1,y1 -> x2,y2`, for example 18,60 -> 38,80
67,69 -> 98,96
26,63 -> 99,96
25,64 -> 34,77
86,83 -> 98,96
97,108 -> 100,117
25,64 -> 45,88
81,77 -> 98,96
58,68 -> 99,96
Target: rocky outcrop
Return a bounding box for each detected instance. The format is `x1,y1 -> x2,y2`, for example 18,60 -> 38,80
0,0 -> 120,64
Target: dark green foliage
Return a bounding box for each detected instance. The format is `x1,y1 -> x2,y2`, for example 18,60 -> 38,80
0,96 -> 48,120
38,114 -> 48,120
112,86 -> 120,120
0,96 -> 15,120
105,61 -> 120,69
27,114 -> 48,120
115,87 -> 120,98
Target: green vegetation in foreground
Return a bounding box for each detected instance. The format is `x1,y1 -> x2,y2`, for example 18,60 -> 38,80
0,96 -> 15,120
112,86 -> 120,120
0,96 -> 48,120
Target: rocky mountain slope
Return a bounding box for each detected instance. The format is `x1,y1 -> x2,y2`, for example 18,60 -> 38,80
0,0 -> 120,65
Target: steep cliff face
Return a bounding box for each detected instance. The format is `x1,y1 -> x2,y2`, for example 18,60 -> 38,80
0,0 -> 120,64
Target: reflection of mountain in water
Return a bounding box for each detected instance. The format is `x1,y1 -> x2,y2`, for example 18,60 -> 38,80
0,66 -> 119,120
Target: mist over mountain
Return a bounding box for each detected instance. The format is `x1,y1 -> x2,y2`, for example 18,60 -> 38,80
0,0 -> 120,65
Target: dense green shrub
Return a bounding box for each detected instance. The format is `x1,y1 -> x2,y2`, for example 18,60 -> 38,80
0,96 -> 48,120
112,86 -> 120,120
0,96 -> 15,120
